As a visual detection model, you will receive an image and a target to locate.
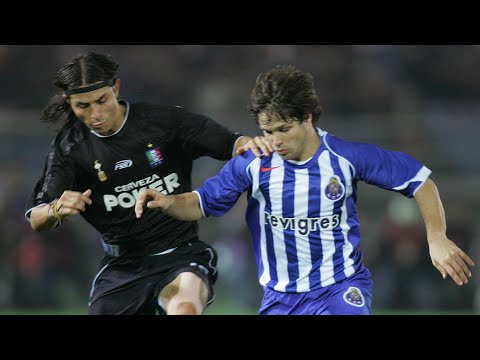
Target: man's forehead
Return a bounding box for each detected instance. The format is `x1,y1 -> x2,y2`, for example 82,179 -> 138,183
69,86 -> 111,103
258,112 -> 284,125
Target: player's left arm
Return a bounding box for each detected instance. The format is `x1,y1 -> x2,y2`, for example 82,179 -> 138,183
414,178 -> 475,286
176,109 -> 273,160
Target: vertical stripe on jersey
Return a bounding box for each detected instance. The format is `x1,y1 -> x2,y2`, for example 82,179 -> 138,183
262,163 -> 278,288
268,159 -> 289,292
323,133 -> 361,277
318,150 -> 336,287
294,168 -> 314,292
281,168 -> 299,293
328,152 -> 351,282
249,159 -> 270,286
337,156 -> 356,278
306,164 -> 324,291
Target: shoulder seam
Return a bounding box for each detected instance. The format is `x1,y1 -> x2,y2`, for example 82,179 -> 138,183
322,134 -> 356,178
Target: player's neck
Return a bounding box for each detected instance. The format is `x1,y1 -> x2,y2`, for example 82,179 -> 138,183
111,103 -> 127,132
298,132 -> 321,161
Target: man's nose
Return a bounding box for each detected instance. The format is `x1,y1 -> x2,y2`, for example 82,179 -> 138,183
272,135 -> 283,147
91,105 -> 102,120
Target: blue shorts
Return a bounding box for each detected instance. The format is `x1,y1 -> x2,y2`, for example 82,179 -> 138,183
259,266 -> 373,315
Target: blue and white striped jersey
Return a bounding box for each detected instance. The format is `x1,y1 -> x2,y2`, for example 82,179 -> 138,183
195,128 -> 431,293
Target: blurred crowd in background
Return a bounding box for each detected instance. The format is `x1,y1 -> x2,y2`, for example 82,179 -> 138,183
0,45 -> 479,313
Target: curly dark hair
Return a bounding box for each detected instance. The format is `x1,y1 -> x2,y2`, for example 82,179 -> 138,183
248,65 -> 323,125
40,51 -> 119,129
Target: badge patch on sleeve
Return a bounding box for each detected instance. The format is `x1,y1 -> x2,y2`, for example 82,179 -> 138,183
145,144 -> 164,168
342,286 -> 365,307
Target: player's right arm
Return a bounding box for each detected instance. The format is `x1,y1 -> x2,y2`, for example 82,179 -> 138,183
29,203 -> 62,231
135,189 -> 202,221
27,134 -> 92,232
136,152 -> 256,221
30,189 -> 93,231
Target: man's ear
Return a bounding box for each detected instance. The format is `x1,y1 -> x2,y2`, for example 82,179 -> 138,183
305,113 -> 313,125
113,79 -> 121,97
62,94 -> 70,104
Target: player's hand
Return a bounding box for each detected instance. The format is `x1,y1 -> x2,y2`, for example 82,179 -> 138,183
236,136 -> 274,157
135,189 -> 172,218
428,233 -> 475,286
56,189 -> 92,219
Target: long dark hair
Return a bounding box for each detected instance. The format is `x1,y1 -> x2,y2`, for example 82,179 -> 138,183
248,65 -> 323,124
40,51 -> 119,130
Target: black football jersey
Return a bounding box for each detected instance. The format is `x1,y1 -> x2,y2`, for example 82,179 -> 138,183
26,101 -> 241,257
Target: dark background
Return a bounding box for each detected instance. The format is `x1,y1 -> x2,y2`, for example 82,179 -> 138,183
1,45 -> 478,314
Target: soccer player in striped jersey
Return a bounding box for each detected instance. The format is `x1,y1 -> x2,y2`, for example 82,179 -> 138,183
135,65 -> 475,315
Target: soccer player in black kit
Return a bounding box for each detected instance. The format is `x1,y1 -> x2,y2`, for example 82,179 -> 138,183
25,51 -> 272,315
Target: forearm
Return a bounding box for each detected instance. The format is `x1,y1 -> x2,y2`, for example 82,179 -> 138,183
29,202 -> 60,232
414,178 -> 447,242
163,192 -> 204,221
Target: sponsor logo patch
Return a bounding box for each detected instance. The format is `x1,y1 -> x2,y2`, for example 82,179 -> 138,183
114,159 -> 133,171
261,166 -> 280,173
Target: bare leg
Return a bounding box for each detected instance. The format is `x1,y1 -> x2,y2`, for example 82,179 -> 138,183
159,272 -> 209,315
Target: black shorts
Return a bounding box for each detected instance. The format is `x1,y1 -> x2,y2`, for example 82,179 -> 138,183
88,240 -> 218,315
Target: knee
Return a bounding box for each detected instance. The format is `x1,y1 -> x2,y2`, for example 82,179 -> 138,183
174,302 -> 199,315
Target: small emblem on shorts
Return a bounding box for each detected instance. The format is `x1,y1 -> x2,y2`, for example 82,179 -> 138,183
343,287 -> 365,307
325,176 -> 345,201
